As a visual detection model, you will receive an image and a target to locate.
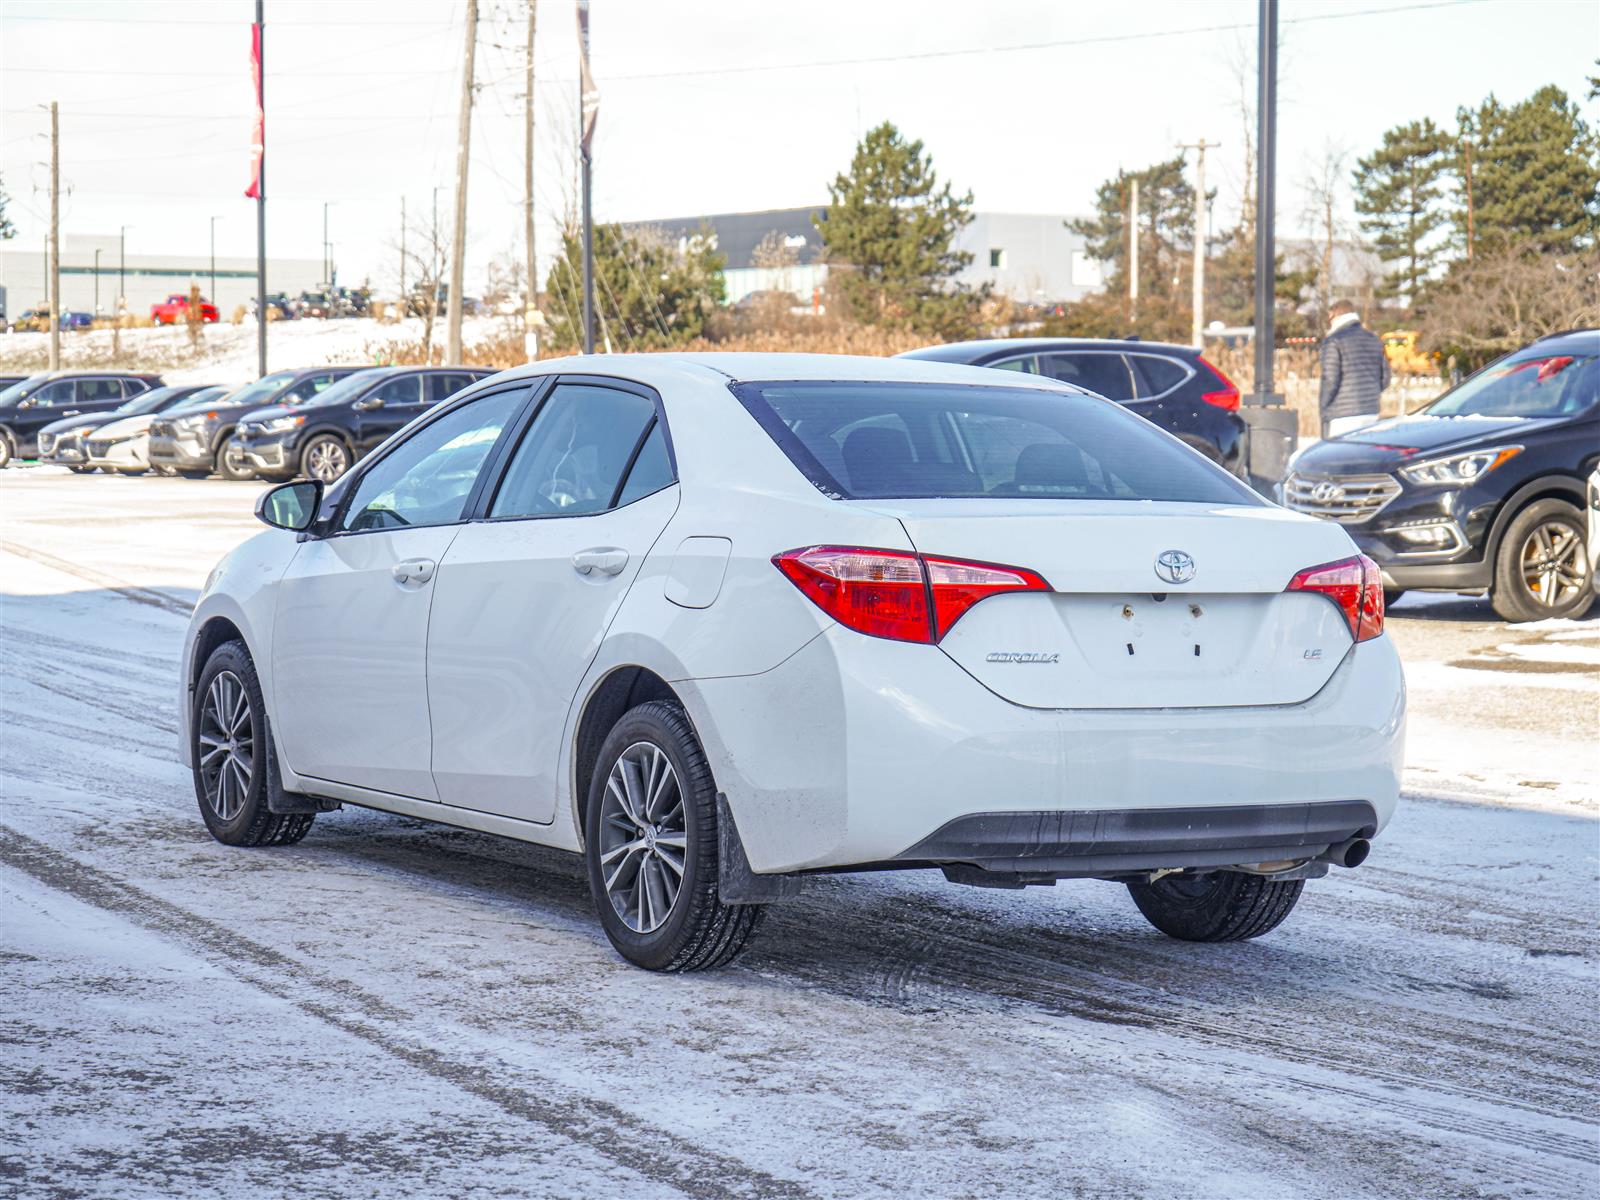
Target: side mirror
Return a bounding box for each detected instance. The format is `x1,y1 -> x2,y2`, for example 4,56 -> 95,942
16,396 -> 35,410
255,479 -> 322,531
353,395 -> 383,412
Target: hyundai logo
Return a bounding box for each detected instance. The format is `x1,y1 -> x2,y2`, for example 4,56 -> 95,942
1154,549 -> 1196,585
1310,480 -> 1346,503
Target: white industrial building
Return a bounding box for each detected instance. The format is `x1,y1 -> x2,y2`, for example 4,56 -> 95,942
0,233 -> 323,322
626,207 -> 1102,307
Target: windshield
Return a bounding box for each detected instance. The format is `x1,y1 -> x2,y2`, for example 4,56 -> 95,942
734,381 -> 1260,504
167,386 -> 232,414
0,374 -> 52,407
117,386 -> 179,416
1426,350 -> 1598,418
221,371 -> 298,409
301,369 -> 387,408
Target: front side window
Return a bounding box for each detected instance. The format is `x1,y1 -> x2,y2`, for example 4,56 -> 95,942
489,384 -> 659,518
340,390 -> 523,532
734,380 -> 1259,505
1426,352 -> 1598,418
1039,353 -> 1135,401
28,381 -> 76,408
368,374 -> 426,409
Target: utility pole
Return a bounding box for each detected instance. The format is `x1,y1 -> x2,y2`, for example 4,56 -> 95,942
446,0 -> 478,364
577,0 -> 598,354
523,0 -> 537,358
94,247 -> 101,315
1178,138 -> 1214,349
1462,138 -> 1475,261
209,215 -> 222,303
1127,177 -> 1139,324
252,0 -> 267,379
47,100 -> 60,372
399,195 -> 406,302
1238,0 -> 1295,491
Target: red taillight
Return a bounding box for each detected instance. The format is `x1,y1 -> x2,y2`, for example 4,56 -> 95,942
1197,356 -> 1241,411
1287,554 -> 1384,643
773,546 -> 1050,644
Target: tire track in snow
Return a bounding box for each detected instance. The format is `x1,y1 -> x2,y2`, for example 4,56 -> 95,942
0,537 -> 194,617
0,825 -> 814,1200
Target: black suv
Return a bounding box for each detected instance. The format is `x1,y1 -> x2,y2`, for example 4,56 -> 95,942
149,367 -> 364,480
227,366 -> 495,483
899,338 -> 1248,478
0,371 -> 164,468
1286,329 -> 1598,622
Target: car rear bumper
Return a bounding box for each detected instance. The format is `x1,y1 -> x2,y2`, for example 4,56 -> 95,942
685,624 -> 1405,875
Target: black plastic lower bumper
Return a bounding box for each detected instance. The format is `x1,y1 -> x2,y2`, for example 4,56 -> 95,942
892,800 -> 1380,879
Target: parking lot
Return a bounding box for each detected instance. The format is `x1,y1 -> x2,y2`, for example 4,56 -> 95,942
3,466 -> 1597,1198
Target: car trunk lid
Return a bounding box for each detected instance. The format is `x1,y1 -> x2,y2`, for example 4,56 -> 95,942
861,498 -> 1358,709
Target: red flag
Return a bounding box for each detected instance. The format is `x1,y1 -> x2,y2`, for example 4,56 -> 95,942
245,23 -> 264,199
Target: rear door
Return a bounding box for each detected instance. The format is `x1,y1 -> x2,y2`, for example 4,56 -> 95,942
77,378 -> 129,414
426,378 -> 679,823
271,387 -> 528,798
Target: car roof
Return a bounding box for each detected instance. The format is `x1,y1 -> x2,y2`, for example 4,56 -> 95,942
491,351 -> 1083,393
1526,328 -> 1600,354
900,338 -> 1201,363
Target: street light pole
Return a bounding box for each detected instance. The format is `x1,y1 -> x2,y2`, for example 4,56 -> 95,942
119,225 -> 131,307
94,247 -> 102,315
322,201 -> 332,286
210,215 -> 222,302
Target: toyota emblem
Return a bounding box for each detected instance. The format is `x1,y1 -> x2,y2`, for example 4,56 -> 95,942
1310,480 -> 1345,503
1154,549 -> 1196,585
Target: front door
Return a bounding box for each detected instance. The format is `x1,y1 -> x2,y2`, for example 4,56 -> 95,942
427,382 -> 679,822
354,373 -> 432,456
271,386 -> 527,798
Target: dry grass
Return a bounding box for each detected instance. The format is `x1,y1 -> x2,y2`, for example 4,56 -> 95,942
1209,345 -> 1445,436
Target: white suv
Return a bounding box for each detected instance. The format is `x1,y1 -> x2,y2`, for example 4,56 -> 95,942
181,354 -> 1405,970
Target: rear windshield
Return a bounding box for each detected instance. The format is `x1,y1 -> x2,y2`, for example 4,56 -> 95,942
733,381 -> 1259,504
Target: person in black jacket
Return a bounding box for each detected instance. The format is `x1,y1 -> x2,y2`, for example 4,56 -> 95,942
1318,299 -> 1390,438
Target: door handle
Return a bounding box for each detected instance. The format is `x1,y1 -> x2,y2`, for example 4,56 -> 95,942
62,409 -> 80,416
391,557 -> 436,584
572,547 -> 628,577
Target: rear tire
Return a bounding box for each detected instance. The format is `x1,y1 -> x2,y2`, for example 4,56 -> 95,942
1127,871 -> 1303,942
584,700 -> 764,971
1491,499 -> 1590,622
0,431 -> 14,469
192,640 -> 315,847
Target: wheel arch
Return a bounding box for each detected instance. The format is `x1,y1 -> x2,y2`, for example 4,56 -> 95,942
1483,472 -> 1587,574
571,665 -> 682,847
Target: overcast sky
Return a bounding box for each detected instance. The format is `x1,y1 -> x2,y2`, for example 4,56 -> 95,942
2,0 -> 1595,296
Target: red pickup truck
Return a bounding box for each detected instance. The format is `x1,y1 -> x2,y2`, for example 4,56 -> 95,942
150,294 -> 220,325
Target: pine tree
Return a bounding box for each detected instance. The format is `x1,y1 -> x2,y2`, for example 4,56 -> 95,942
1458,85 -> 1599,253
1352,118 -> 1451,303
1067,156 -> 1195,330
543,222 -> 725,352
814,122 -> 985,336
0,175 -> 17,242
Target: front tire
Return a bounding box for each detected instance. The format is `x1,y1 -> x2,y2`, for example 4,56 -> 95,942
1491,498 -> 1591,622
216,442 -> 255,482
584,700 -> 764,971
192,640 -> 315,847
1127,871 -> 1303,942
0,431 -> 13,469
300,434 -> 352,483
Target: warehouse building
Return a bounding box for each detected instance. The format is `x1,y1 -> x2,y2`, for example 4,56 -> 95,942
0,234 -> 323,323
626,207 -> 1103,307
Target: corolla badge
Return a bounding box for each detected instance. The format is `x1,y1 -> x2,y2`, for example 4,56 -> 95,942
986,652 -> 1060,664
1310,480 -> 1346,503
1154,549 -> 1196,585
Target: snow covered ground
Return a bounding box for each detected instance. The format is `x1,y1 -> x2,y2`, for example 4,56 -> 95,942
2,467 -> 1597,1199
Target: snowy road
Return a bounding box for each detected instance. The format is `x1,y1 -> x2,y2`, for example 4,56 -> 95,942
3,469 -> 1597,1199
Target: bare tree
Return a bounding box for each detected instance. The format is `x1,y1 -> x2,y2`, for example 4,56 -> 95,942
389,206 -> 446,361
1300,141 -> 1350,327
1420,249 -> 1600,362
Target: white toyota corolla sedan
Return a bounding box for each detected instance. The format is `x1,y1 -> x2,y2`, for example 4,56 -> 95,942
180,354 -> 1405,970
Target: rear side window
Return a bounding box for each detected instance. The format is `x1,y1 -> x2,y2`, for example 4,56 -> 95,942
733,381 -> 1258,505
1129,354 -> 1190,397
79,379 -> 125,402
489,384 -> 658,518
428,373 -> 475,403
1039,353 -> 1134,400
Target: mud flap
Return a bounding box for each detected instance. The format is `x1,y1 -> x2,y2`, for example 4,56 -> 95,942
264,727 -> 341,815
716,793 -> 803,903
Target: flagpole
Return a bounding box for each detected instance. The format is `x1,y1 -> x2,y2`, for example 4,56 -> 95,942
253,0 -> 267,379
577,0 -> 595,354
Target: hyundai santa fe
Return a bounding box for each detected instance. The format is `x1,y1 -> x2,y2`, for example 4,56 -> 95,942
181,354 -> 1405,971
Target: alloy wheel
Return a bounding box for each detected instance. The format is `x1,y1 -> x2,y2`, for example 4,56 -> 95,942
597,741 -> 687,934
1519,519 -> 1588,609
305,439 -> 349,483
198,670 -> 255,821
